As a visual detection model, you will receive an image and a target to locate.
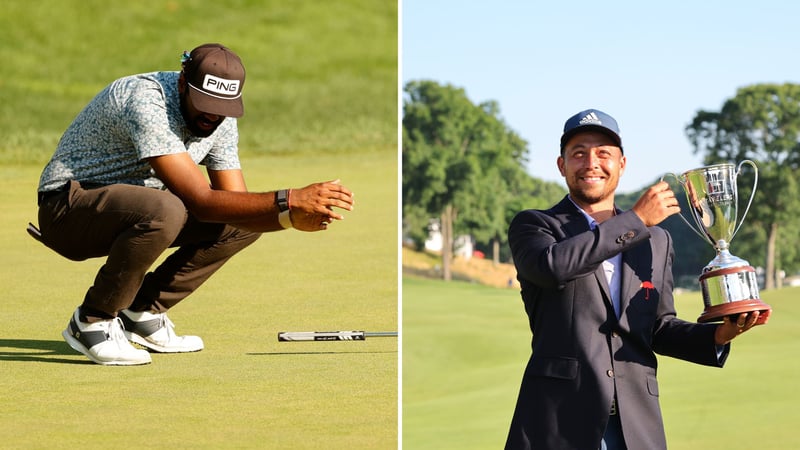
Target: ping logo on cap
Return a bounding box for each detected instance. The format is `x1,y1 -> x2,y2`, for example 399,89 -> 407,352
202,74 -> 241,97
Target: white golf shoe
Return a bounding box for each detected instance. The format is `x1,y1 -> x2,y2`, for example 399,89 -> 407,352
119,309 -> 204,353
62,308 -> 152,366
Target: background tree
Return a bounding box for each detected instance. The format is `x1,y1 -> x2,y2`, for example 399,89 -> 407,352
685,83 -> 800,289
403,80 -> 528,279
457,100 -> 530,266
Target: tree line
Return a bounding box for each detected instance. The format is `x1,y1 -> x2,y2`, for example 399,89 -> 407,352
403,80 -> 800,289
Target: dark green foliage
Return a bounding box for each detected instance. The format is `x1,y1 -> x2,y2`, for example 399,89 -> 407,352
403,80 -> 563,265
686,83 -> 800,288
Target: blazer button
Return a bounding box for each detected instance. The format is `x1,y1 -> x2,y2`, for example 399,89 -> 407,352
616,231 -> 636,244
607,369 -> 614,377
611,331 -> 619,338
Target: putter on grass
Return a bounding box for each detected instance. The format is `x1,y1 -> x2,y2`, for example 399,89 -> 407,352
277,331 -> 398,341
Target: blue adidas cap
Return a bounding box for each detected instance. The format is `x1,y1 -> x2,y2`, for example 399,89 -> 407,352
560,109 -> 622,153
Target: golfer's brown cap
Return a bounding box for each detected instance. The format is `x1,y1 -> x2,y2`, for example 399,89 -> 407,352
182,43 -> 245,118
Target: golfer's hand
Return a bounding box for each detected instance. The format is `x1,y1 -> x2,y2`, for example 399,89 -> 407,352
288,179 -> 354,232
631,181 -> 681,227
714,310 -> 770,345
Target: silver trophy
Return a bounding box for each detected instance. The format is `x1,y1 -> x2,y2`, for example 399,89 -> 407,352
664,160 -> 771,323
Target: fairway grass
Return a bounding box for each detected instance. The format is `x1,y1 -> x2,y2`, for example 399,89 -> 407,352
1,155 -> 397,449
402,276 -> 800,449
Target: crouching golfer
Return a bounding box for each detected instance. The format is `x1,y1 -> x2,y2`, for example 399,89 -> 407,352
34,43 -> 354,365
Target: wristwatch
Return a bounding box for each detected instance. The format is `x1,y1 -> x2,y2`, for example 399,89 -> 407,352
276,189 -> 290,212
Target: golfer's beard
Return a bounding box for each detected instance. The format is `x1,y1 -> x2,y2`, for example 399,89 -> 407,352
568,178 -> 618,206
180,93 -> 221,138
570,189 -> 608,206
186,117 -> 221,138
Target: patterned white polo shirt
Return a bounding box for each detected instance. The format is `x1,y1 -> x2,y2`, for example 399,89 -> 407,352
38,71 -> 240,192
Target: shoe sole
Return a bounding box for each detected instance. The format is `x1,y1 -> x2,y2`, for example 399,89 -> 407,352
62,329 -> 151,366
124,331 -> 204,353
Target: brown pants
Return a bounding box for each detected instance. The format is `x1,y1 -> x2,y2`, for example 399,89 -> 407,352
37,181 -> 260,319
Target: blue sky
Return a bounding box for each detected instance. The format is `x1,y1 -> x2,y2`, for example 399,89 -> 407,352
402,0 -> 800,193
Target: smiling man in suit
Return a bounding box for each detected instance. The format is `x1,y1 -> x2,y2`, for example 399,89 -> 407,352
505,109 -> 767,449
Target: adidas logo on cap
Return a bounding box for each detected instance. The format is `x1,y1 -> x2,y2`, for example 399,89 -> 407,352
578,112 -> 602,126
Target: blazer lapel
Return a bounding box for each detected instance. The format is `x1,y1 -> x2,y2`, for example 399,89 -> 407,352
554,197 -> 617,319
594,266 -> 614,316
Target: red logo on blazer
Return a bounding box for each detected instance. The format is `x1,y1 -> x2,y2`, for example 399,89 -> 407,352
640,281 -> 655,300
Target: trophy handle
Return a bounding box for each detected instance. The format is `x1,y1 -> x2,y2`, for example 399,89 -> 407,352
661,173 -> 715,245
732,159 -> 758,241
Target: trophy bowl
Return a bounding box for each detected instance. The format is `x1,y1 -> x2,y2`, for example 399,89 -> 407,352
665,161 -> 771,324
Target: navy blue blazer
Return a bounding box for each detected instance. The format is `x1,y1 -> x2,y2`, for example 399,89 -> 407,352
505,196 -> 727,450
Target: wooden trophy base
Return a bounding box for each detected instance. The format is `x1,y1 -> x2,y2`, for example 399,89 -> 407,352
697,299 -> 772,324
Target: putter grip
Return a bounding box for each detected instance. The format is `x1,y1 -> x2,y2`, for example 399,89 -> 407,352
277,331 -> 366,341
